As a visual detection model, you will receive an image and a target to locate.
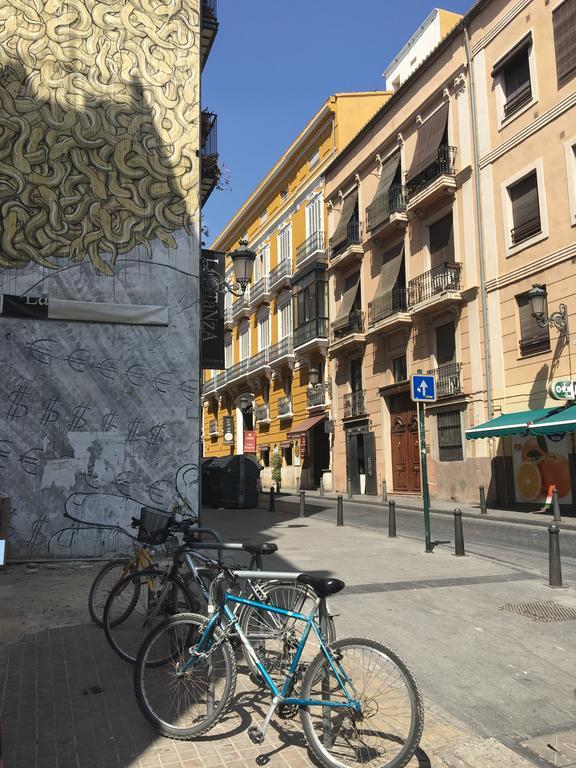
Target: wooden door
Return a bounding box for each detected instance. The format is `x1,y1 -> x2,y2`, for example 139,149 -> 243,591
346,432 -> 361,494
390,394 -> 421,493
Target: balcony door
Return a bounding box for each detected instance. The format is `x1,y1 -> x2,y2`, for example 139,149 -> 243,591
429,213 -> 454,268
389,393 -> 420,493
255,245 -> 269,282
258,315 -> 269,352
435,321 -> 456,366
306,195 -> 322,238
350,358 -> 363,393
279,299 -> 292,339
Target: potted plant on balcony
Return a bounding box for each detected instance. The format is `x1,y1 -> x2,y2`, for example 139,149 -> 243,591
271,451 -> 283,494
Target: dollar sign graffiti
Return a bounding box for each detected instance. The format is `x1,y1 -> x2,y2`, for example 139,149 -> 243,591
68,403 -> 90,432
146,424 -> 166,449
27,510 -> 48,548
126,419 -> 144,444
7,385 -> 30,419
41,396 -> 61,425
102,411 -> 118,432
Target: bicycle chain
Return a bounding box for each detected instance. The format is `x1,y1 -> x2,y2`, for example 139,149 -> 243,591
188,620 -> 235,661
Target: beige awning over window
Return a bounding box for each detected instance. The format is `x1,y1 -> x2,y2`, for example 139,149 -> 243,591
332,273 -> 360,331
372,152 -> 400,204
371,242 -> 404,309
491,33 -> 532,77
406,103 -> 449,183
330,190 -> 358,250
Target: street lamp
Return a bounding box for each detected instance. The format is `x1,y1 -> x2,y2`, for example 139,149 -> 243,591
202,238 -> 256,297
239,396 -> 253,412
528,284 -> 570,341
308,367 -> 322,391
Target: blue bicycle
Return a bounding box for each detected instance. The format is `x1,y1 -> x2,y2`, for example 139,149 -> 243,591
134,568 -> 424,768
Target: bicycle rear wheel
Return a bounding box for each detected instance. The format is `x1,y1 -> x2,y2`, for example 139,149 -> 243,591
300,637 -> 424,768
134,612 -> 236,739
103,569 -> 195,664
88,559 -> 137,627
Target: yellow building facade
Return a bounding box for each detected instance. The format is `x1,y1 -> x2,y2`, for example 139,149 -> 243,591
203,93 -> 390,490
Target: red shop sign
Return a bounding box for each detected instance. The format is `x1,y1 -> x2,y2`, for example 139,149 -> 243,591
300,434 -> 308,457
243,430 -> 256,453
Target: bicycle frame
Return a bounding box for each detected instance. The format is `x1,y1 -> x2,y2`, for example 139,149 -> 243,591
181,591 -> 360,713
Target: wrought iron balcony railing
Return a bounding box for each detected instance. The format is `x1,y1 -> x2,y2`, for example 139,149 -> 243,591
269,336 -> 294,362
330,221 -> 361,259
406,145 -> 457,197
251,276 -> 270,304
256,404 -> 269,422
249,348 -> 270,371
511,216 -> 541,245
366,185 -> 407,232
224,307 -> 232,324
269,259 -> 292,286
201,0 -> 218,70
278,396 -> 292,417
296,231 -> 325,265
343,390 -> 366,418
232,290 -> 250,316
216,371 -> 227,389
331,310 -> 365,341
208,419 -> 218,435
368,287 -> 408,326
427,362 -> 463,398
204,375 -> 217,393
201,110 -> 217,155
294,318 -> 329,348
307,382 -> 330,408
227,359 -> 248,381
407,262 -> 461,306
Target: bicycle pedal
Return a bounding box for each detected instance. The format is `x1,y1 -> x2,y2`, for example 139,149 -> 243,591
248,726 -> 265,745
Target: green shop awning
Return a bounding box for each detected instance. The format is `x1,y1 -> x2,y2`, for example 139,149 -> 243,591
465,407 -> 561,440
530,403 -> 576,435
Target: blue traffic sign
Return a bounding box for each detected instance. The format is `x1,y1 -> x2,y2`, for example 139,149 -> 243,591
410,374 -> 437,402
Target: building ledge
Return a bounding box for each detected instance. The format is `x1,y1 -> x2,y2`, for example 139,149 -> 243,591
406,175 -> 456,213
408,289 -> 462,316
366,312 -> 411,336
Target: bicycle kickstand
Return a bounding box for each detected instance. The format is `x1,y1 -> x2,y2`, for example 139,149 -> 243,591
248,696 -> 280,745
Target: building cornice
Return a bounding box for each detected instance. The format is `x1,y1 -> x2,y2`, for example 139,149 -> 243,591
485,241 -> 576,292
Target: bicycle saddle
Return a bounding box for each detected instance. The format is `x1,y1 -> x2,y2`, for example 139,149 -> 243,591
297,573 -> 345,598
241,542 -> 278,555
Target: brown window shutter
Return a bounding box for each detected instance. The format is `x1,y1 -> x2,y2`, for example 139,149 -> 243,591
429,213 -> 455,265
553,0 -> 576,84
435,321 -> 456,366
510,172 -> 540,240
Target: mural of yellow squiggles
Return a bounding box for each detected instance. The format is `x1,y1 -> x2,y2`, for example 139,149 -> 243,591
0,0 -> 199,275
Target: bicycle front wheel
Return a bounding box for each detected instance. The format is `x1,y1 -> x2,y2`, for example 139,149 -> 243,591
88,559 -> 137,627
134,613 -> 237,739
103,569 -> 195,664
300,638 -> 424,768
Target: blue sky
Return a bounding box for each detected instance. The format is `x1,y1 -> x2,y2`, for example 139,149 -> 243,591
202,0 -> 471,243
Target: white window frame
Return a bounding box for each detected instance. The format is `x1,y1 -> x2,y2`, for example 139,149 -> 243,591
494,31 -> 538,130
260,210 -> 267,225
501,159 -> 548,256
564,136 -> 576,227
254,243 -> 270,282
224,334 -> 233,368
257,314 -> 270,352
239,323 -> 250,361
306,194 -> 323,238
277,223 -> 292,263
278,298 -> 293,340
309,149 -> 320,169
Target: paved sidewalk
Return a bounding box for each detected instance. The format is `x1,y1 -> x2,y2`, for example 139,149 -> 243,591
2,507 -> 576,767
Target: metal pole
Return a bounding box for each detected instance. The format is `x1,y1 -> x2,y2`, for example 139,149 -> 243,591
479,485 -> 487,515
269,486 -> 275,512
548,524 -> 563,588
388,500 -> 396,538
454,508 -> 465,556
319,475 -> 324,497
336,494 -> 344,527
418,402 -> 433,553
552,488 -> 561,522
299,490 -> 305,518
347,478 -> 352,500
381,479 -> 387,503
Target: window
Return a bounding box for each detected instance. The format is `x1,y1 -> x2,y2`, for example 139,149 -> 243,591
257,315 -> 269,351
553,0 -> 576,86
282,444 -> 293,466
278,226 -> 291,263
435,321 -> 456,366
437,410 -> 464,462
492,36 -> 533,119
306,195 -> 322,237
260,210 -> 267,225
309,149 -> 320,169
508,172 -> 541,245
565,141 -> 576,225
255,244 -> 270,282
239,325 -> 250,361
392,355 -> 407,383
279,299 -> 292,339
224,335 -> 233,368
517,291 -> 550,356
350,358 -> 363,392
429,213 -> 455,266
260,448 -> 270,467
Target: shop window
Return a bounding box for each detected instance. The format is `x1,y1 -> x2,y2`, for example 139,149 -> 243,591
517,291 -> 550,356
437,410 -> 463,462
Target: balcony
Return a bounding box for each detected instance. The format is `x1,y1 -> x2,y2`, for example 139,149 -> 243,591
329,221 -> 363,268
223,306 -> 233,328
203,375 -> 217,395
407,262 -> 462,315
256,404 -> 270,425
269,336 -> 295,368
366,185 -> 408,240
208,419 -> 219,437
330,310 -> 366,354
249,348 -> 270,375
226,359 -> 249,384
406,146 -> 457,212
269,259 -> 292,291
278,396 -> 293,419
367,287 -> 411,335
251,276 -> 271,306
232,290 -> 250,319
200,111 -> 219,207
307,382 -> 330,410
293,318 -> 329,353
511,216 -> 541,246
216,371 -> 227,390
343,390 -> 366,419
201,0 -> 219,71
296,231 -> 326,270
427,362 -> 463,399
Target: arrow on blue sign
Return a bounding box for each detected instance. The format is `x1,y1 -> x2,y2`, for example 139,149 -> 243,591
410,374 -> 437,402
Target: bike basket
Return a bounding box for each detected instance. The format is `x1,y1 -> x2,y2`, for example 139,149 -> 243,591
137,506 -> 173,545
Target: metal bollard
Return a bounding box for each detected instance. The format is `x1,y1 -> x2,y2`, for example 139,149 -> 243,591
548,524 -> 563,587
337,494 -> 344,526
269,487 -> 275,512
479,485 -> 487,515
299,490 -> 305,518
454,508 -> 465,556
388,499 -> 396,538
381,479 -> 387,503
319,475 -> 324,497
552,488 -> 562,522
347,478 -> 352,500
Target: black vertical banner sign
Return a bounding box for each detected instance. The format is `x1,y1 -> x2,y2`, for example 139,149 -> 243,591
201,249 -> 225,370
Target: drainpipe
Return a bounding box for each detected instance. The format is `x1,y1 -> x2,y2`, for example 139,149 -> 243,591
463,25 -> 493,420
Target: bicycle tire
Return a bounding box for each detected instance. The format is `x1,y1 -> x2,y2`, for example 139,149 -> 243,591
88,559 -> 138,627
134,612 -> 237,739
239,581 -> 336,686
300,637 -> 424,768
103,569 -> 195,664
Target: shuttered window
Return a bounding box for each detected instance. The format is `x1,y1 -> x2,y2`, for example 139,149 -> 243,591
553,0 -> 576,85
492,35 -> 532,118
435,321 -> 456,366
437,411 -> 464,462
517,292 -> 550,356
429,213 -> 455,266
509,172 -> 541,245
